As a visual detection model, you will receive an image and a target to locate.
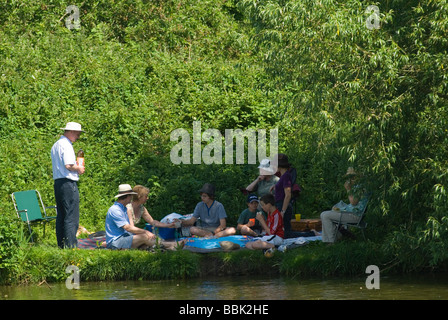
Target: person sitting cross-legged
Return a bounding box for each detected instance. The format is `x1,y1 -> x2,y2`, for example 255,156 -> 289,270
245,193 -> 284,251
237,194 -> 267,237
181,183 -> 236,238
105,184 -> 186,250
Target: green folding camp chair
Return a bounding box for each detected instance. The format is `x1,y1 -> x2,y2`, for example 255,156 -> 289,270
11,190 -> 57,242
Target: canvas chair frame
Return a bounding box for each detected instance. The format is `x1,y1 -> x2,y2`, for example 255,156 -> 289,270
11,190 -> 57,242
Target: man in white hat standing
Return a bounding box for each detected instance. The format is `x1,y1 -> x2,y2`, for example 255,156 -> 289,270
105,184 -> 157,250
51,122 -> 85,248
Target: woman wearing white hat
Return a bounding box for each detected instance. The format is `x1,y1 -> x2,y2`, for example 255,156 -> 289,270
51,121 -> 85,249
245,158 -> 279,200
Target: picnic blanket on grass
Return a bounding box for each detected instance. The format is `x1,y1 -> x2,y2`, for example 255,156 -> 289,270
183,235 -> 322,253
182,235 -> 322,253
278,235 -> 322,252
76,233 -> 322,251
77,232 -> 107,249
182,235 -> 254,253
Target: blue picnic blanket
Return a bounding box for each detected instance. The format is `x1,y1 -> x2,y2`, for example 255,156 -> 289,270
183,235 -> 254,252
183,235 -> 322,253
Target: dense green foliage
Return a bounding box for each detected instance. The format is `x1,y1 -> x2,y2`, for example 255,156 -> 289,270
0,0 -> 277,231
1,0 -> 448,282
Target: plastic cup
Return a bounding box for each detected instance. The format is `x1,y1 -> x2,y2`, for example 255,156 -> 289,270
295,214 -> 301,221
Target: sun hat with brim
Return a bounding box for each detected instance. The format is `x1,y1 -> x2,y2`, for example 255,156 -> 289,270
258,158 -> 276,175
198,183 -> 216,196
220,241 -> 240,252
277,153 -> 291,168
344,167 -> 357,177
114,184 -> 138,198
60,122 -> 85,132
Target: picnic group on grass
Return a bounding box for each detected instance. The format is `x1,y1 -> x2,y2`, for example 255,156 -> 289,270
51,121 -> 369,252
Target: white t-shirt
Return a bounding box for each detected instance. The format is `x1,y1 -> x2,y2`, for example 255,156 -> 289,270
51,135 -> 78,181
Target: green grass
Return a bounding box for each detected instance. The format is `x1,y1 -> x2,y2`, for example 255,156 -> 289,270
7,245 -> 201,284
2,239 -> 395,285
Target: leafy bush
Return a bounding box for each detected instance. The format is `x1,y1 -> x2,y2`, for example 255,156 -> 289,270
0,0 -> 448,277
0,214 -> 30,284
0,0 -> 277,232
238,0 -> 448,228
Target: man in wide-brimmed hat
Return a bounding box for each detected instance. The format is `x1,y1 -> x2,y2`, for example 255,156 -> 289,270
51,121 -> 85,248
320,167 -> 369,243
181,183 -> 236,238
105,184 -> 158,250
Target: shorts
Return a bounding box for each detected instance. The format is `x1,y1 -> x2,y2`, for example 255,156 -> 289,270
259,235 -> 283,246
192,226 -> 220,235
249,227 -> 263,236
107,233 -> 133,250
200,226 -> 219,234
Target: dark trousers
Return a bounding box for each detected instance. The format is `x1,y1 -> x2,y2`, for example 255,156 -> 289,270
276,200 -> 315,239
54,178 -> 79,248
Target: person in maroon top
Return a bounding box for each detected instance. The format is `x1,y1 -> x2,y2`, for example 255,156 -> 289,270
245,194 -> 284,250
272,153 -> 317,238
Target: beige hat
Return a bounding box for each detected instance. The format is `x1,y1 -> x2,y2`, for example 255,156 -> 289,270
345,167 -> 357,176
198,183 -> 216,196
60,122 -> 85,132
114,184 -> 138,198
220,241 -> 240,252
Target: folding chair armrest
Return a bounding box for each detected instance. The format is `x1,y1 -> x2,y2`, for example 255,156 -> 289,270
17,209 -> 31,222
336,210 -> 358,228
42,205 -> 57,220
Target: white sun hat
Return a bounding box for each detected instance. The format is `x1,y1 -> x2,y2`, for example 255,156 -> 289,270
60,122 -> 85,132
258,158 -> 276,175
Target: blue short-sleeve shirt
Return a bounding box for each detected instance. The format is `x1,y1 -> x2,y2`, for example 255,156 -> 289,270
105,202 -> 131,244
192,200 -> 227,228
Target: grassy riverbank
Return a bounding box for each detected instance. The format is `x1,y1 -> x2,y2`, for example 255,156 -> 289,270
1,0 -> 448,286
0,239 -> 418,286
1,216 -> 448,285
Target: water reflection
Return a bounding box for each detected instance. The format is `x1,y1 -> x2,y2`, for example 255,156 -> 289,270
1,274 -> 448,300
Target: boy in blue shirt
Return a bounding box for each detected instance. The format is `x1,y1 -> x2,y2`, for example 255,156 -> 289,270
237,194 -> 267,236
181,183 -> 236,238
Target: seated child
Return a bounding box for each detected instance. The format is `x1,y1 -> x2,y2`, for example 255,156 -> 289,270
237,194 -> 268,236
181,183 -> 236,238
245,193 -> 284,250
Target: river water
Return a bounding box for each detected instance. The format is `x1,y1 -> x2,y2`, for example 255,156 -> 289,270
1,273 -> 447,300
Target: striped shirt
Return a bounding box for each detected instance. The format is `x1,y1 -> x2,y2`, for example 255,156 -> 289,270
267,209 -> 284,238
